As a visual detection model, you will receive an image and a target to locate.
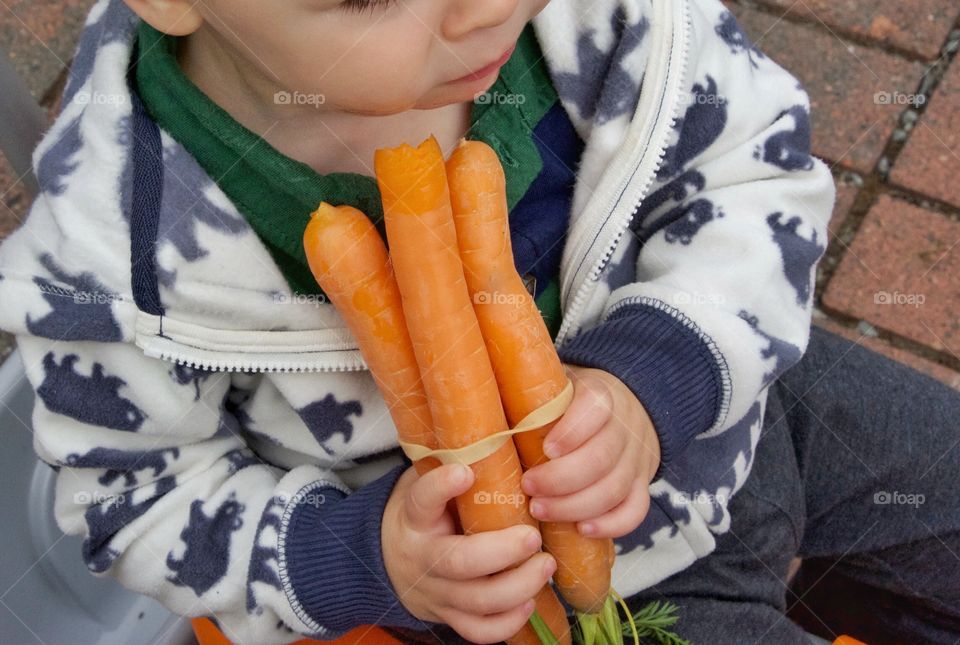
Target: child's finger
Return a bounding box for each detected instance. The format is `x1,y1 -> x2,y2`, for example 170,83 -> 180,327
445,552 -> 555,617
577,479 -> 651,538
522,422 -> 624,497
441,596 -> 537,645
406,463 -> 474,531
528,453 -> 636,523
541,374 -> 613,459
430,524 -> 542,580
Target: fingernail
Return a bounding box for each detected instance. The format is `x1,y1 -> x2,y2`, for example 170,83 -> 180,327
529,501 -> 545,519
522,476 -> 537,495
524,530 -> 541,551
580,522 -> 595,536
543,442 -> 561,459
543,557 -> 557,577
452,464 -> 468,484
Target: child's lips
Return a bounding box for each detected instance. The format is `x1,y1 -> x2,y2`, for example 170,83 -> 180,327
451,44 -> 516,83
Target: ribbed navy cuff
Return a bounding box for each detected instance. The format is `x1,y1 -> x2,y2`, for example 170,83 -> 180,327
280,464 -> 437,636
557,302 -> 723,468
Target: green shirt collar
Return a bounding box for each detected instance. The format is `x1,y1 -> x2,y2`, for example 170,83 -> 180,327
133,19 -> 557,295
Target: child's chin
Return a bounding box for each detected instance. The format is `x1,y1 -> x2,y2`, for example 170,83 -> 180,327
409,91 -> 474,111
426,78 -> 497,108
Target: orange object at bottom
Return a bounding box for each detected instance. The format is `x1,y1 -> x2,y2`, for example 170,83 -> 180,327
190,617 -> 403,645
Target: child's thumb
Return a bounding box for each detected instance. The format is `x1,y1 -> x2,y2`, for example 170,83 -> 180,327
406,463 -> 473,530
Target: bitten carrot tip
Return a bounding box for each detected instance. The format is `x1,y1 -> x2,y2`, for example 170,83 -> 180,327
310,201 -> 338,221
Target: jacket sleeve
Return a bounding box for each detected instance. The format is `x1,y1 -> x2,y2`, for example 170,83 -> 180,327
557,1 -> 835,469
14,332 -> 434,643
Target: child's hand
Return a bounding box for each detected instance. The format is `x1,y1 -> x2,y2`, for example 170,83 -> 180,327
520,365 -> 661,539
382,463 -> 557,644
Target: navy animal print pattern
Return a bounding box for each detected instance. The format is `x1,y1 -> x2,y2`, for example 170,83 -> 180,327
166,493 -> 245,596
38,353 -> 146,432
83,475 -> 176,572
715,10 -> 765,69
296,394 -> 363,456
36,117 -> 83,197
62,0 -> 139,103
155,144 -> 249,287
26,253 -> 122,342
170,363 -> 214,401
65,446 -> 180,488
739,311 -> 803,387
247,496 -> 285,613
553,8 -> 649,125
766,212 -> 825,306
756,105 -> 815,172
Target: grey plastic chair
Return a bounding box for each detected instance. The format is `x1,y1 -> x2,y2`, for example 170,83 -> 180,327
0,48 -> 195,645
0,45 -> 44,197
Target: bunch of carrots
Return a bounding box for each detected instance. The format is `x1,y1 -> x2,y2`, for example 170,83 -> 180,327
303,135 -> 682,645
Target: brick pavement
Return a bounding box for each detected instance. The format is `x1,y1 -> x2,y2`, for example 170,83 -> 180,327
726,1 -> 960,392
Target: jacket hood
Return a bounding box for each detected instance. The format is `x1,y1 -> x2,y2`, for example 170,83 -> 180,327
0,0 -> 654,344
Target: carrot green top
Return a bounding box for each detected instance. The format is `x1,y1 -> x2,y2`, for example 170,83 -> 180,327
133,19 -> 580,339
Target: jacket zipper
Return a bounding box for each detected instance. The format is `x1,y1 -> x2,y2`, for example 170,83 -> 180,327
135,315 -> 368,373
144,345 -> 365,373
555,0 -> 691,346
139,0 -> 690,374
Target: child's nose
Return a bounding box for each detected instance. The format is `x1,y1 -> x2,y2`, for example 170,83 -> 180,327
442,0 -> 520,41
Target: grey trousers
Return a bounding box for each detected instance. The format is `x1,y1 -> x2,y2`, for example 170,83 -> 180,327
384,326 -> 960,644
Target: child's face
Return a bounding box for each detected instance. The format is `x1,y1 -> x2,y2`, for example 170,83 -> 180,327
186,0 -> 551,115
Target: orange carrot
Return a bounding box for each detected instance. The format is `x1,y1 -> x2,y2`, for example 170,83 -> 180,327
303,202 -> 439,476
375,135 -> 571,645
833,637 -> 870,645
446,138 -> 616,615
192,615 -> 405,645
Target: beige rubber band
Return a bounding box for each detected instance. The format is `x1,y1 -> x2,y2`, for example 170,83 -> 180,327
398,378 -> 574,467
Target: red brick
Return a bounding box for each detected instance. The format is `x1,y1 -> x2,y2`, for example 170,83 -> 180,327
729,5 -> 926,174
891,62 -> 960,209
814,181 -> 859,296
822,195 -> 960,353
0,0 -> 98,101
828,181 -> 859,239
814,317 -> 960,392
752,0 -> 959,61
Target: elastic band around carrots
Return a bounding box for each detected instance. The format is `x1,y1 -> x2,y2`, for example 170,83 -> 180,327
398,378 -> 574,467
